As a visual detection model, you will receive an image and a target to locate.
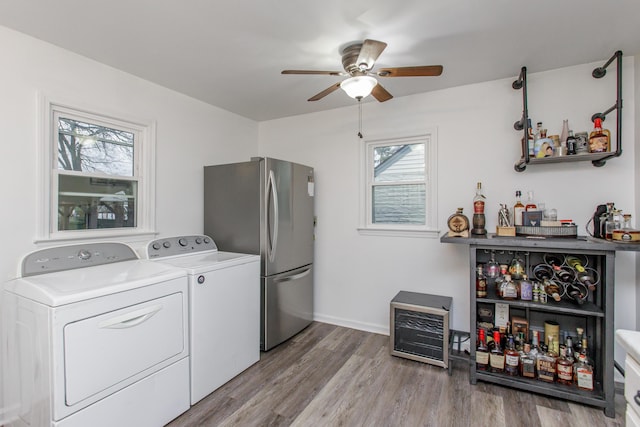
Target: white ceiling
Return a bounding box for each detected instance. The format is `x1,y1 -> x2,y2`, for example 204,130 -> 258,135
1,0 -> 639,121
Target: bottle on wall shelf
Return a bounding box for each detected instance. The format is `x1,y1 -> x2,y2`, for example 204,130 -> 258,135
526,119 -> 535,157
560,119 -> 569,147
566,130 -> 577,155
471,182 -> 487,235
588,117 -> 610,153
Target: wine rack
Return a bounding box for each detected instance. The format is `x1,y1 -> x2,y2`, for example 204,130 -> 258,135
441,233 -> 640,418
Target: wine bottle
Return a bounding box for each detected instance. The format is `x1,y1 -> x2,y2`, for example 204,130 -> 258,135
577,271 -> 597,291
565,282 -> 585,305
566,255 -> 586,273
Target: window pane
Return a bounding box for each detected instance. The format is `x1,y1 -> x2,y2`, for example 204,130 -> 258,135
372,184 -> 426,224
58,175 -> 137,230
374,143 -> 424,183
58,117 -> 134,176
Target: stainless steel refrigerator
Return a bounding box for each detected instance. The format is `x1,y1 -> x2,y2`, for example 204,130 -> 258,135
204,157 -> 314,351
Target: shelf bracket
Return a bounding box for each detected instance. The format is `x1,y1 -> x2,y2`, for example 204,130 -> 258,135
513,67 -> 529,172
590,50 -> 623,167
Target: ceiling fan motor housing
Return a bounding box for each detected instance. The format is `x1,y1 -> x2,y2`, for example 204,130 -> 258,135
341,43 -> 367,75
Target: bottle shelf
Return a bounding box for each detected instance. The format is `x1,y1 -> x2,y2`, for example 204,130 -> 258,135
475,371 -> 606,408
512,51 -> 623,172
441,235 -> 618,418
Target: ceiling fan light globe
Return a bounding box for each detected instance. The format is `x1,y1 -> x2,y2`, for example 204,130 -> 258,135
340,76 -> 377,99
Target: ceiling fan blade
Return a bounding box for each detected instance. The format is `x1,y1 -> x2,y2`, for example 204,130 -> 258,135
308,82 -> 342,101
371,83 -> 393,102
282,70 -> 345,76
377,65 -> 443,77
356,39 -> 387,70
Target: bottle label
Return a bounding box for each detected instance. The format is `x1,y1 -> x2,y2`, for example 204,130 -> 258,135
474,200 -> 485,214
520,282 -> 532,300
476,351 -> 489,365
506,354 -> 519,367
502,285 -> 518,299
557,364 -> 573,381
521,359 -> 536,378
514,207 -> 524,226
489,354 -> 505,370
576,367 -> 594,390
537,359 -> 556,382
476,278 -> 487,298
589,135 -> 609,153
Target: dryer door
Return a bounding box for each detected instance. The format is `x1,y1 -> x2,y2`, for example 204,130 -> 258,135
63,292 -> 185,406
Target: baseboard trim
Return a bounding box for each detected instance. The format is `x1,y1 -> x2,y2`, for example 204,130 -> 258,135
313,313 -> 389,336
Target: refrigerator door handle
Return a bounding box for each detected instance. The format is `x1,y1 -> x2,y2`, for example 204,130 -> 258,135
267,169 -> 279,262
273,267 -> 311,283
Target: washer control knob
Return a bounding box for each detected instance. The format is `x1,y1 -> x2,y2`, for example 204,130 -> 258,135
178,238 -> 188,247
197,275 -> 205,284
195,237 -> 202,244
78,250 -> 92,260
163,241 -> 171,249
152,242 -> 161,250
203,237 -> 210,244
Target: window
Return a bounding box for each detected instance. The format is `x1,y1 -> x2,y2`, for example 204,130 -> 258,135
359,132 -> 438,237
38,97 -> 156,241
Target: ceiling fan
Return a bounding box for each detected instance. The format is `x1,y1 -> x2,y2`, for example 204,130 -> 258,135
282,39 -> 443,102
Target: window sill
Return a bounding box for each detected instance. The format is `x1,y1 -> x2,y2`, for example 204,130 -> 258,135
357,228 -> 440,238
34,230 -> 158,246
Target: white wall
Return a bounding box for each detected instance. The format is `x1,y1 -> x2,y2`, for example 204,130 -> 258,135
258,57 -> 637,360
0,26 -> 258,422
0,25 -> 259,282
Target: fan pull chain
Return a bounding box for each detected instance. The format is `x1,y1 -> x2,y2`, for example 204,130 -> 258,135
357,97 -> 363,139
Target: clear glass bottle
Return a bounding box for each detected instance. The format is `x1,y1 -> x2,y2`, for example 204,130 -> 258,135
500,274 -> 518,300
508,255 -> 525,280
471,182 -> 487,235
575,352 -> 594,391
476,328 -> 490,371
525,191 -> 537,211
489,330 -> 505,374
513,190 -> 525,226
560,119 -> 569,146
519,274 -> 532,301
486,251 -> 500,279
504,335 -> 520,376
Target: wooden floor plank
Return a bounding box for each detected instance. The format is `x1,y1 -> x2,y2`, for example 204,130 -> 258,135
167,322 -> 625,427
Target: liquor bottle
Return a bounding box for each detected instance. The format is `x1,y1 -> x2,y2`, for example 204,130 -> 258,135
556,346 -> 574,385
513,190 -> 525,226
530,330 -> 541,358
520,342 -> 537,378
575,352 -> 594,391
504,335 -> 520,376
537,337 -> 557,383
500,274 -> 518,300
525,191 -> 537,211
519,275 -> 533,301
565,335 -> 575,362
471,182 -> 487,235
476,328 -> 490,371
486,251 -> 500,279
526,119 -> 535,157
489,330 -> 505,374
573,328 -> 584,362
566,130 -> 577,155
476,264 -> 487,298
588,117 -> 610,153
508,255 -> 525,280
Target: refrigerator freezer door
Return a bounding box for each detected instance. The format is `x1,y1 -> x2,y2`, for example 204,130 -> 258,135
261,264 -> 313,351
263,158 -> 314,277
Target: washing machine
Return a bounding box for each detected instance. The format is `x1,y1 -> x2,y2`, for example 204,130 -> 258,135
144,235 -> 260,405
2,242 -> 190,427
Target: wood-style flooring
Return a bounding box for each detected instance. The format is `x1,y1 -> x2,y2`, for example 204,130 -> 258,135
167,322 -> 625,427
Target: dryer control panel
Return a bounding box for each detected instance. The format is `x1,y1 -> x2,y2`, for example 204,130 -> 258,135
147,235 -> 217,258
21,242 -> 138,277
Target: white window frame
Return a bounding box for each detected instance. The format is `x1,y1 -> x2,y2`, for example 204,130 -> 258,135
358,130 -> 438,238
36,95 -> 157,243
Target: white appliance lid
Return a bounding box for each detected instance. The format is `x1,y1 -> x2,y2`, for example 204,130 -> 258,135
4,260 -> 186,307
153,251 -> 259,275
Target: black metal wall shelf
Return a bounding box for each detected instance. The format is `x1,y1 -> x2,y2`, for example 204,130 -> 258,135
513,51 -> 623,172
